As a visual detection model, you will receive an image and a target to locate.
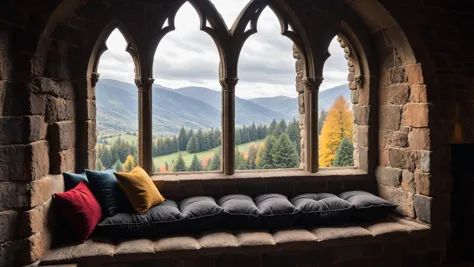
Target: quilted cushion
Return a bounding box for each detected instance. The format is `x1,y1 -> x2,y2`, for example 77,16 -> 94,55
339,191 -> 396,221
54,181 -> 102,243
255,194 -> 299,229
96,200 -> 185,240
218,194 -> 260,229
85,169 -> 132,217
63,172 -> 88,191
180,196 -> 223,232
291,193 -> 354,226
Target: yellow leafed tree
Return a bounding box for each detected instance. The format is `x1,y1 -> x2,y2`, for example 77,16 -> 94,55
123,155 -> 136,172
319,96 -> 354,167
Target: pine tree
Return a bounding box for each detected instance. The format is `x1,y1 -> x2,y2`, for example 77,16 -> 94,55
178,127 -> 188,151
279,119 -> 287,133
235,129 -> 242,145
123,155 -> 135,172
172,153 -> 187,172
188,155 -> 203,172
257,125 -> 263,139
172,136 -> 179,152
95,158 -> 105,171
186,136 -> 200,154
318,110 -> 328,136
101,147 -> 113,169
262,125 -> 268,138
319,96 -> 354,167
268,119 -> 277,136
113,160 -> 123,172
208,152 -> 221,171
133,154 -> 139,166
273,133 -> 299,168
250,123 -> 258,141
202,132 -> 211,151
257,135 -> 278,169
213,128 -> 221,147
235,148 -> 243,169
165,161 -> 169,171
287,118 -> 301,158
333,136 -> 354,167
247,144 -> 258,169
241,126 -> 250,143
206,158 -> 212,170
196,129 -> 205,152
272,122 -> 282,138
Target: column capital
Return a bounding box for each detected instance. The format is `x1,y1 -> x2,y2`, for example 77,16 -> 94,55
91,72 -> 100,88
303,77 -> 323,92
219,78 -> 239,92
135,78 -> 155,92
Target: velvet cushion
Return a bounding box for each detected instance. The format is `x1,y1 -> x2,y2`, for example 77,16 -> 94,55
63,172 -> 88,191
291,193 -> 354,226
96,200 -> 185,240
85,169 -> 132,217
180,196 -> 223,232
339,191 -> 397,221
255,194 -> 299,229
218,194 -> 260,229
54,181 -> 102,243
114,166 -> 165,214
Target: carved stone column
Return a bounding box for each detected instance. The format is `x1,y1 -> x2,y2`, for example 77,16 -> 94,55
135,77 -> 154,174
304,77 -> 323,173
293,44 -> 306,169
220,77 -> 238,175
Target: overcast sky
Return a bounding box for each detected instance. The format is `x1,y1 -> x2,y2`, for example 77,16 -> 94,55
97,0 -> 347,99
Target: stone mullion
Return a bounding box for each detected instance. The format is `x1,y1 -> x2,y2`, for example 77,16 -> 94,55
135,78 -> 154,174
304,77 -> 323,173
220,78 -> 238,175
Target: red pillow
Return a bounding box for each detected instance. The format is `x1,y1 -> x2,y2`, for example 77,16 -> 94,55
54,181 -> 102,243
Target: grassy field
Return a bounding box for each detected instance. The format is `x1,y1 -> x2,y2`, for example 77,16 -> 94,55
153,139 -> 264,169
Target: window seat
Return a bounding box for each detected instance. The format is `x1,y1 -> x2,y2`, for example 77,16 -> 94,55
40,217 -> 430,267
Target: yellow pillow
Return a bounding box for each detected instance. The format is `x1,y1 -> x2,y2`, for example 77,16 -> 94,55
114,166 -> 165,214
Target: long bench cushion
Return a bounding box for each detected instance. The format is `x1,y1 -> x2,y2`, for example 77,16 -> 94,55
218,194 -> 260,229
339,191 -> 397,221
291,193 -> 354,226
95,200 -> 185,240
255,194 -> 299,229
180,196 -> 223,232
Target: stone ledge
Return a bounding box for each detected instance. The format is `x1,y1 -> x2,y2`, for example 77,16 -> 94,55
39,217 -> 430,266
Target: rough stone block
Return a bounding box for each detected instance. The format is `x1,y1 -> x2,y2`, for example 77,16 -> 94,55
84,121 -> 97,150
414,171 -> 431,196
48,121 -> 76,151
378,185 -> 415,218
418,150 -> 432,173
0,141 -> 49,182
405,63 -> 424,84
351,90 -> 358,104
16,229 -> 53,266
17,199 -> 53,239
356,126 -> 369,147
388,148 -> 416,171
0,242 -> 14,267
375,166 -> 402,187
1,82 -> 45,116
391,131 -> 408,147
414,194 -> 431,223
30,177 -> 53,208
0,182 -> 30,209
353,105 -> 369,125
45,97 -> 75,123
408,128 -> 430,150
389,67 -> 407,84
402,103 -> 431,127
388,84 -> 410,105
401,171 -> 415,193
410,84 -> 428,103
381,105 -> 401,130
50,148 -> 75,174
31,78 -> 74,99
0,210 -> 17,243
0,115 -> 45,145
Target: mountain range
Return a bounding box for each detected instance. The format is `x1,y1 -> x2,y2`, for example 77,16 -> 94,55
96,79 -> 350,135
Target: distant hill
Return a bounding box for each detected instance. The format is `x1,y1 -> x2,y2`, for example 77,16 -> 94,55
96,79 -> 350,135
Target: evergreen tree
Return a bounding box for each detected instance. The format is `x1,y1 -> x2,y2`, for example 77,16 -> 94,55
133,154 -> 139,167
113,160 -> 123,172
319,96 -> 354,167
172,153 -> 187,172
273,133 -> 299,168
333,136 -> 354,167
186,136 -> 200,154
206,158 -> 212,170
213,128 -> 222,147
247,144 -> 258,169
262,125 -> 268,138
241,126 -> 250,143
95,158 -> 105,171
188,155 -> 203,172
235,148 -> 242,169
178,127 -> 188,151
235,129 -> 242,145
268,119 -> 277,136
257,135 -> 278,169
196,129 -> 205,152
208,152 -> 221,171
257,125 -> 263,139
250,123 -> 258,141
202,132 -> 211,151
287,119 -> 301,158
110,144 -> 119,164
172,136 -> 179,152
318,110 -> 328,136
279,119 -> 288,133
165,161 -> 169,171
272,122 -> 282,138
237,158 -> 248,170
123,155 -> 135,172
101,147 -> 113,169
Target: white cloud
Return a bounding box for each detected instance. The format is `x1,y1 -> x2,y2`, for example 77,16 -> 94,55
97,0 -> 347,98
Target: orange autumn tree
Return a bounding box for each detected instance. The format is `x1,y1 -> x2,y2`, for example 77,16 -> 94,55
319,96 -> 354,167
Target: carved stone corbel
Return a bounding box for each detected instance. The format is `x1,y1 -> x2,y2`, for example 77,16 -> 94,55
91,72 -> 100,88
135,78 -> 155,92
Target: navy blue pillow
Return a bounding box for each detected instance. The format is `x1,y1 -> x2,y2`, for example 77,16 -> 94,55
291,193 -> 354,226
218,194 -> 260,229
85,169 -> 132,217
62,172 -> 88,191
255,194 -> 299,229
